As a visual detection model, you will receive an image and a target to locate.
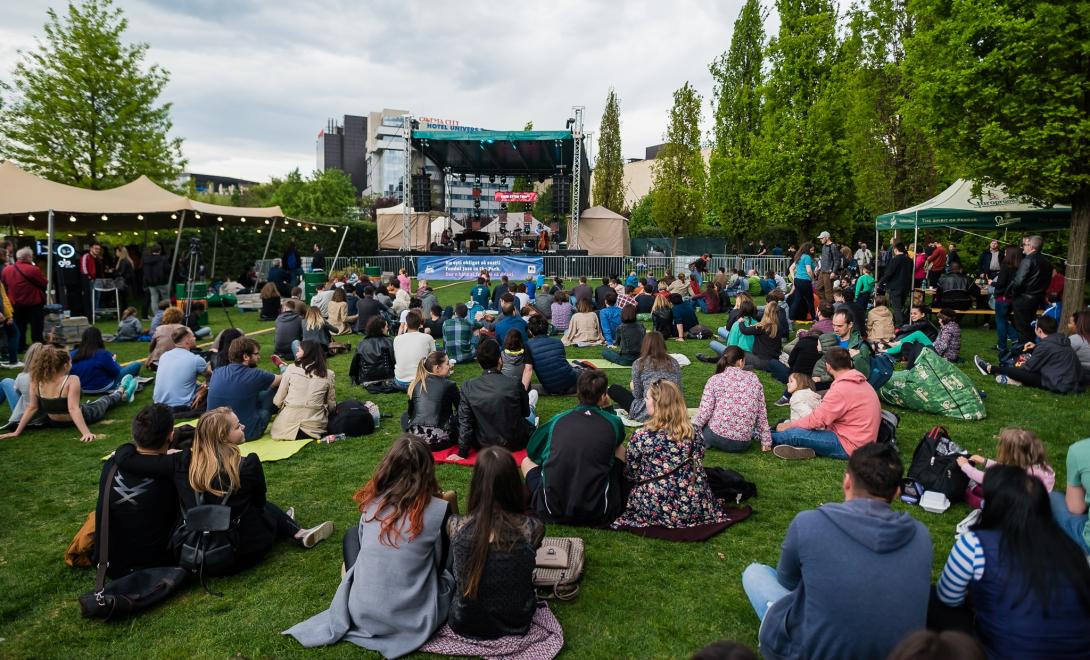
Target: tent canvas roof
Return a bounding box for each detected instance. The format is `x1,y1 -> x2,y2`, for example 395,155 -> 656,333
581,205 -> 626,220
0,161 -> 284,230
875,178 -> 1070,231
411,129 -> 586,176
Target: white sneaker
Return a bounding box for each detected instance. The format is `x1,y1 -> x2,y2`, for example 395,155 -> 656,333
285,506 -> 295,521
300,521 -> 334,548
2,361 -> 24,369
996,375 -> 1022,387
528,389 -> 539,408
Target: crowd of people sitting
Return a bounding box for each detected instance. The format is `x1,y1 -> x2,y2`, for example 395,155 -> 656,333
7,229 -> 1089,660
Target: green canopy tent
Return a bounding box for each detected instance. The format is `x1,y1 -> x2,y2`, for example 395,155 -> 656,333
874,178 -> 1071,276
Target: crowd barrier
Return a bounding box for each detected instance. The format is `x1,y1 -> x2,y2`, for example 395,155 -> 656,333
254,254 -> 792,283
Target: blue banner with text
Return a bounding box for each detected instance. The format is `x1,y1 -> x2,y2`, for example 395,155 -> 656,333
417,255 -> 544,281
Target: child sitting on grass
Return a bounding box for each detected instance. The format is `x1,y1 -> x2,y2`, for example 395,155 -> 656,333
957,426 -> 1055,493
787,372 -> 822,421
116,307 -> 142,341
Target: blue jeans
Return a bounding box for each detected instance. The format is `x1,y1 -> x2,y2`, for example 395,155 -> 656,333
1050,491 -> 1089,552
771,427 -> 849,459
760,358 -> 790,384
693,297 -> 708,313
1,377 -> 18,413
82,362 -> 142,395
393,378 -> 410,391
710,340 -> 727,356
742,563 -> 790,622
994,298 -> 1019,353
3,322 -> 20,363
247,389 -> 278,440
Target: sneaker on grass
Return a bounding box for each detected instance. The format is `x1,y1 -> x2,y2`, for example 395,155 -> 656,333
774,395 -> 790,407
973,355 -> 992,376
773,445 -> 816,460
120,374 -> 138,402
995,375 -> 1022,387
298,521 -> 334,549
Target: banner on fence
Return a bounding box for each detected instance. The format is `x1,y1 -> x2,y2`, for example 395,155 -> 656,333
417,255 -> 544,281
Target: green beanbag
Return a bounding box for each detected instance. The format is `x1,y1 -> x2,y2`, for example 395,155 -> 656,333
880,348 -> 986,420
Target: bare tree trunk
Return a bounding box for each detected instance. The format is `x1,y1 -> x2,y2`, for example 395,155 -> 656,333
1059,187 -> 1089,331
671,232 -> 678,258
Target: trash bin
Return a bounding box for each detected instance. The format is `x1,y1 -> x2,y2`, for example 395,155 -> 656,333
365,266 -> 381,278
303,272 -> 326,302
175,282 -> 209,300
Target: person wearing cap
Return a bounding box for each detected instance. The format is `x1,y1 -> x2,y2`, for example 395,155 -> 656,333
816,231 -> 837,305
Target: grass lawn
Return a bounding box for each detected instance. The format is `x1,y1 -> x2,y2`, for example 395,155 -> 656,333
0,279 -> 1086,659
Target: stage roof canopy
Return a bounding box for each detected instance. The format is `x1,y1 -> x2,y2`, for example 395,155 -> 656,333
411,129 -> 585,176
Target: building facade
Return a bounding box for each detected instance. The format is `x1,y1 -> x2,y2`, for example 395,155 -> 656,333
316,115 -> 368,194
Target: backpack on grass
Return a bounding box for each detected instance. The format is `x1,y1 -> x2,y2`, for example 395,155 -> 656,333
907,426 -> 969,504
533,537 -> 585,601
876,409 -> 900,449
172,491 -> 240,592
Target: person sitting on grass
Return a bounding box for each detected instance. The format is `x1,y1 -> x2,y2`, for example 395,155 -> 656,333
69,326 -> 141,394
152,327 -> 212,415
274,299 -> 305,359
147,306 -> 186,368
865,294 -> 896,345
148,299 -> 171,336
284,435 -> 453,655
650,293 -> 675,339
115,406 -> 333,573
494,294 -> 528,345
561,298 -> 605,347
401,350 -> 460,450
1,342 -> 43,429
957,426 -> 1055,497
451,339 -> 537,461
326,287 -> 355,335
670,292 -> 699,340
741,443 -> 932,660
442,303 -> 477,364
353,286 -> 389,334
448,446 -> 544,639
210,328 -> 244,370
934,466 -> 1090,658
115,306 -> 142,341
270,340 -> 336,440
524,315 -> 577,396
611,379 -> 731,531
549,289 -> 572,333
598,292 -> 622,346
522,369 -> 625,527
736,301 -> 790,382
786,372 -> 822,422
703,297 -> 758,362
93,403 -> 178,579
606,331 -> 682,422
771,347 -> 880,460
1052,437 -> 1090,554
602,304 -> 645,366
893,305 -> 938,342
393,310 -> 436,392
182,300 -> 212,339
500,329 -> 533,390
881,308 -> 961,363
352,316 -> 395,384
692,346 -> 772,453
388,279 -> 411,315
422,305 -> 444,342
302,305 -> 341,354
470,276 -> 490,309
259,281 -> 281,321
0,343 -> 137,442
206,339 -> 279,442
973,315 -> 1083,393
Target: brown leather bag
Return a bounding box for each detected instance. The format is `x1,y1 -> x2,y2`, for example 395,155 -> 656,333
65,511 -> 96,568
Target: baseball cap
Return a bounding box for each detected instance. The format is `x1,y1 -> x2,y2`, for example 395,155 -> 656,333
818,231 -> 831,240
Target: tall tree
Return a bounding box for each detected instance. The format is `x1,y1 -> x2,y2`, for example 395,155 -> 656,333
707,0 -> 766,241
651,82 -> 706,255
841,0 -> 940,222
748,0 -> 857,241
905,0 -> 1089,327
0,0 -> 185,189
593,88 -> 625,212
270,169 -> 358,220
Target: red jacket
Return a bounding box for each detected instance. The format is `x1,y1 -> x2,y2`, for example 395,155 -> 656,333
1,262 -> 47,306
80,252 -> 98,280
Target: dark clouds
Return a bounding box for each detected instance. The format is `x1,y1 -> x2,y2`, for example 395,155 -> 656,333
2,0 -> 770,181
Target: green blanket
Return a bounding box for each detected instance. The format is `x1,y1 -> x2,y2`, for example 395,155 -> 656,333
879,348 -> 986,420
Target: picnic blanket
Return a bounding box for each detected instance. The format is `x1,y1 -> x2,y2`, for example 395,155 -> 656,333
616,408 -> 701,428
101,433 -> 315,463
612,505 -> 753,541
574,353 -> 692,369
419,603 -> 563,660
432,445 -> 529,466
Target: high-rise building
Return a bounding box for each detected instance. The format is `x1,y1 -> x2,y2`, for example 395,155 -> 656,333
316,115 -> 367,194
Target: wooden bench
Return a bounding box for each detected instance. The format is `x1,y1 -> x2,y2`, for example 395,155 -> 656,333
930,308 -> 993,316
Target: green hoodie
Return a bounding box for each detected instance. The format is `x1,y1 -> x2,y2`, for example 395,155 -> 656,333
812,331 -> 872,381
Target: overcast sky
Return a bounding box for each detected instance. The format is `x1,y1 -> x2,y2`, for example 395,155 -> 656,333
1,0 -> 777,183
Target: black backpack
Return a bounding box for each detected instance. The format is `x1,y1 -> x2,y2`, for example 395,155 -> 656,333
172,491 -> 240,589
876,409 -> 900,449
907,426 -> 969,503
327,400 -> 376,437
706,467 -> 757,505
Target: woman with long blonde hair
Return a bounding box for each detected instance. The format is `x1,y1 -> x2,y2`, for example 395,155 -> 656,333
1,342 -> 43,426
285,435 -> 455,655
611,380 -> 731,531
113,406 -> 333,574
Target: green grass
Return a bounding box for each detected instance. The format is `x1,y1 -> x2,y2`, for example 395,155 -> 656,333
0,280 -> 1086,659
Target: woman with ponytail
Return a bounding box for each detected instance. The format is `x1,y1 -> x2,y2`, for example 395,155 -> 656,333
285,435 -> 455,656
448,446 -> 543,638
401,350 -> 460,450
114,406 -> 333,574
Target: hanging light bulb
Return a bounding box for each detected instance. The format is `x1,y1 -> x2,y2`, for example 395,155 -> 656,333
330,227 -> 337,233
154,230 -> 159,235
256,228 -> 262,234
217,216 -> 223,222
27,214 -> 35,221
101,214 -> 108,221
240,217 -> 246,222
296,221 -> 303,227
219,226 -> 225,231
281,228 -> 286,233
194,213 -> 201,219
264,219 -> 270,225
170,213 -> 177,220
69,216 -> 77,222
18,230 -> 24,235
137,214 -> 144,220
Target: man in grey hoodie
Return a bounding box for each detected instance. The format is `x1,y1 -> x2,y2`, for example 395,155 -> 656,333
741,443 -> 932,660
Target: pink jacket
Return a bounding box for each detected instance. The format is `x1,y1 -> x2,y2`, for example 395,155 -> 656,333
960,459 -> 1056,491
789,369 -> 880,455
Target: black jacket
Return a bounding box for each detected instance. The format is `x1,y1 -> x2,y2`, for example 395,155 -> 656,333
895,319 -> 938,342
311,251 -> 325,271
1023,333 -> 1083,394
405,375 -> 460,432
352,336 -> 395,383
354,296 -> 387,333
594,284 -> 614,310
457,370 -> 532,456
878,254 -> 913,295
992,263 -> 1017,298
260,296 -> 281,321
1009,251 -> 1053,302
142,253 -> 169,287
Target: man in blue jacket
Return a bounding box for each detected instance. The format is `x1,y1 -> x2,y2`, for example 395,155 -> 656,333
741,443 -> 932,660
525,315 -> 577,395
598,292 -> 622,346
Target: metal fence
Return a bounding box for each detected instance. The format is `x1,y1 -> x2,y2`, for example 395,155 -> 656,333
255,254 -> 791,282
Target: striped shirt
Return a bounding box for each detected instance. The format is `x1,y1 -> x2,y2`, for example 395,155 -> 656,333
936,531 -> 985,606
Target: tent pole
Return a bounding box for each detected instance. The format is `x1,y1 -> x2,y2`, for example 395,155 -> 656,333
331,225 -> 350,273
874,225 -> 880,280
167,210 -> 187,293
912,211 -> 919,259
261,218 -> 277,263
210,227 -> 219,279
46,209 -> 55,305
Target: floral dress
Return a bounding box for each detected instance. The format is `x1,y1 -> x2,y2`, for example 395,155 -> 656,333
610,427 -> 730,529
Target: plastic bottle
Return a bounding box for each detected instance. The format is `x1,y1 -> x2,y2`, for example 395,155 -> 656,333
320,433 -> 346,444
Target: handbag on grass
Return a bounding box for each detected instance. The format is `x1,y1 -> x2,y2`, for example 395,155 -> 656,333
533,537 -> 585,601
78,464 -> 187,620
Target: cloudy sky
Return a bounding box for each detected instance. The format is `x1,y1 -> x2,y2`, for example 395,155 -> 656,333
1,0 -> 775,183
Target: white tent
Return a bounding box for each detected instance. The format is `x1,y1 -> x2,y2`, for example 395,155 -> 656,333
376,203 -> 431,250
572,205 -> 630,256
430,216 -> 464,238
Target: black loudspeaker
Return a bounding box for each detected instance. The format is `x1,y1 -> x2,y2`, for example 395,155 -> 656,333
411,175 -> 431,211
552,177 -> 571,215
